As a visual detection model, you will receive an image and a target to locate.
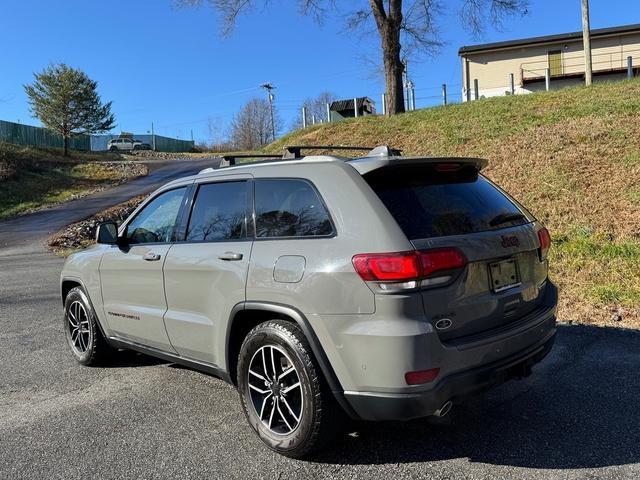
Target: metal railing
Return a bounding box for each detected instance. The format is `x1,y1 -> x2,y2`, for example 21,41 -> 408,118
520,47 -> 640,80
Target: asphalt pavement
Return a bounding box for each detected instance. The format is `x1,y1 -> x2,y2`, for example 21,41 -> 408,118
0,159 -> 639,479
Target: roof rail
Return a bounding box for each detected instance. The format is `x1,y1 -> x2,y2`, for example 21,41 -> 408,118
283,145 -> 375,159
207,145 -> 403,172
219,153 -> 282,167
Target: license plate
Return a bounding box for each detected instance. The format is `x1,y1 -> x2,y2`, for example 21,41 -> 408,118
489,259 -> 520,293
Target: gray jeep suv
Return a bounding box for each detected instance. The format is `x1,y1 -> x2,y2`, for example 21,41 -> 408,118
60,146 -> 557,457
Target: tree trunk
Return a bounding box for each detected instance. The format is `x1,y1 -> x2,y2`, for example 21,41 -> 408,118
382,29 -> 405,116
63,135 -> 69,157
370,0 -> 405,116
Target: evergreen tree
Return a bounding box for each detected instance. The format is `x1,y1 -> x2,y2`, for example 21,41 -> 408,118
24,64 -> 115,156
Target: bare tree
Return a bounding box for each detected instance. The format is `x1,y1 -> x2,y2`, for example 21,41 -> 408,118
205,117 -> 233,151
291,91 -> 337,130
177,0 -> 527,116
229,97 -> 282,150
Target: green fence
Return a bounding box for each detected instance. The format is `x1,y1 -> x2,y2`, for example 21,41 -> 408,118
152,134 -> 195,153
0,120 -> 90,151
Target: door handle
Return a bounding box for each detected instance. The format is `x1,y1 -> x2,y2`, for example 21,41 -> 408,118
143,252 -> 161,261
218,251 -> 243,261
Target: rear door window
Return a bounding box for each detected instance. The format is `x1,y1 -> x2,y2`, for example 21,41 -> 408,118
364,164 -> 530,240
254,179 -> 334,238
186,181 -> 248,242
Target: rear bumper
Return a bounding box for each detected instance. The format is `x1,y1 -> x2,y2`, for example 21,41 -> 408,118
344,327 -> 556,421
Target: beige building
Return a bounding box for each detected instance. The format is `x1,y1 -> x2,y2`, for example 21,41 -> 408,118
459,23 -> 640,101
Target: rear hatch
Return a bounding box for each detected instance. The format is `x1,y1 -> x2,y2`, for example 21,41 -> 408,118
362,161 -> 549,343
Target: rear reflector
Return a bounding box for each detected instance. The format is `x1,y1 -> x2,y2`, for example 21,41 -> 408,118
538,227 -> 551,261
352,248 -> 467,283
405,368 -> 440,385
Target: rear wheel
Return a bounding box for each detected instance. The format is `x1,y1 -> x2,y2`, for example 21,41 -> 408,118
237,320 -> 340,457
109,145 -> 117,151
63,287 -> 111,366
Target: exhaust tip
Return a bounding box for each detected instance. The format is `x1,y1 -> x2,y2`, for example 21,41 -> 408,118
433,400 -> 453,418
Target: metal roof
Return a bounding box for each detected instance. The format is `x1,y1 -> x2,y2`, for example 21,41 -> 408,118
459,23 -> 640,55
329,97 -> 375,112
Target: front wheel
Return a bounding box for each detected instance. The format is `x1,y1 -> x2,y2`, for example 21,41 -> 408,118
237,320 -> 341,457
63,287 -> 111,366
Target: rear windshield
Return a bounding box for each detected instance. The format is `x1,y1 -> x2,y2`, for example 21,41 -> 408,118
364,164 -> 530,240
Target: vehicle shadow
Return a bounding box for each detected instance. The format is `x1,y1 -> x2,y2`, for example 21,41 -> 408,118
311,324 -> 640,470
103,348 -> 168,368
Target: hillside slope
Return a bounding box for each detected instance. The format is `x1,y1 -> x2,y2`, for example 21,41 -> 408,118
267,80 -> 640,327
0,143 -> 146,219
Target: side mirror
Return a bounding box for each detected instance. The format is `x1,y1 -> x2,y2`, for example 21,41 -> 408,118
96,222 -> 119,245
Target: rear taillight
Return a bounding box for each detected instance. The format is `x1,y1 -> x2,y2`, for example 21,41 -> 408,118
419,248 -> 467,277
352,248 -> 467,292
352,252 -> 420,282
537,227 -> 551,261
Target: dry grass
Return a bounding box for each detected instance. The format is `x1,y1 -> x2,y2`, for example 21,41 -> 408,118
266,80 -> 640,328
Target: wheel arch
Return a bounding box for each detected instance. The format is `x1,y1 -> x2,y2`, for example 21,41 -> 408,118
61,277 -> 84,305
225,301 -> 358,419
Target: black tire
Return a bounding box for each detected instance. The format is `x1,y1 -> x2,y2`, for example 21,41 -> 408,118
63,287 -> 111,366
109,146 -> 117,151
237,320 -> 341,458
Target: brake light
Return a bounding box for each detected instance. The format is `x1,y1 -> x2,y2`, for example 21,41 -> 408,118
405,368 -> 440,385
537,227 -> 551,261
352,248 -> 467,291
435,163 -> 461,172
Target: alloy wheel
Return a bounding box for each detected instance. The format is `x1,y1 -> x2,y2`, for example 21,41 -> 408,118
247,345 -> 304,435
67,301 -> 91,355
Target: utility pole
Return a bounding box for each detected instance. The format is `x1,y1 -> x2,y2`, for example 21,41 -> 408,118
402,58 -> 409,110
582,0 -> 593,86
260,83 -> 276,142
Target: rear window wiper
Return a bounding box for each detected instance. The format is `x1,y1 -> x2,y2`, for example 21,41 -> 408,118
489,212 -> 526,227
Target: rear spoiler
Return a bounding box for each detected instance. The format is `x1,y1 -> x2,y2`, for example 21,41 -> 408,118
347,156 -> 488,175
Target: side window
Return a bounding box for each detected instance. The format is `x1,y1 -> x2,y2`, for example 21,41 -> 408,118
126,187 -> 187,244
254,179 -> 334,238
186,181 -> 248,242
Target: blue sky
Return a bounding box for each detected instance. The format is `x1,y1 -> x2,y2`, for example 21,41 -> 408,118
0,0 -> 636,143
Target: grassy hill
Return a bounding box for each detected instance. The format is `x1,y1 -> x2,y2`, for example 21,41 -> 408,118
266,80 -> 640,328
0,143 -> 146,219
